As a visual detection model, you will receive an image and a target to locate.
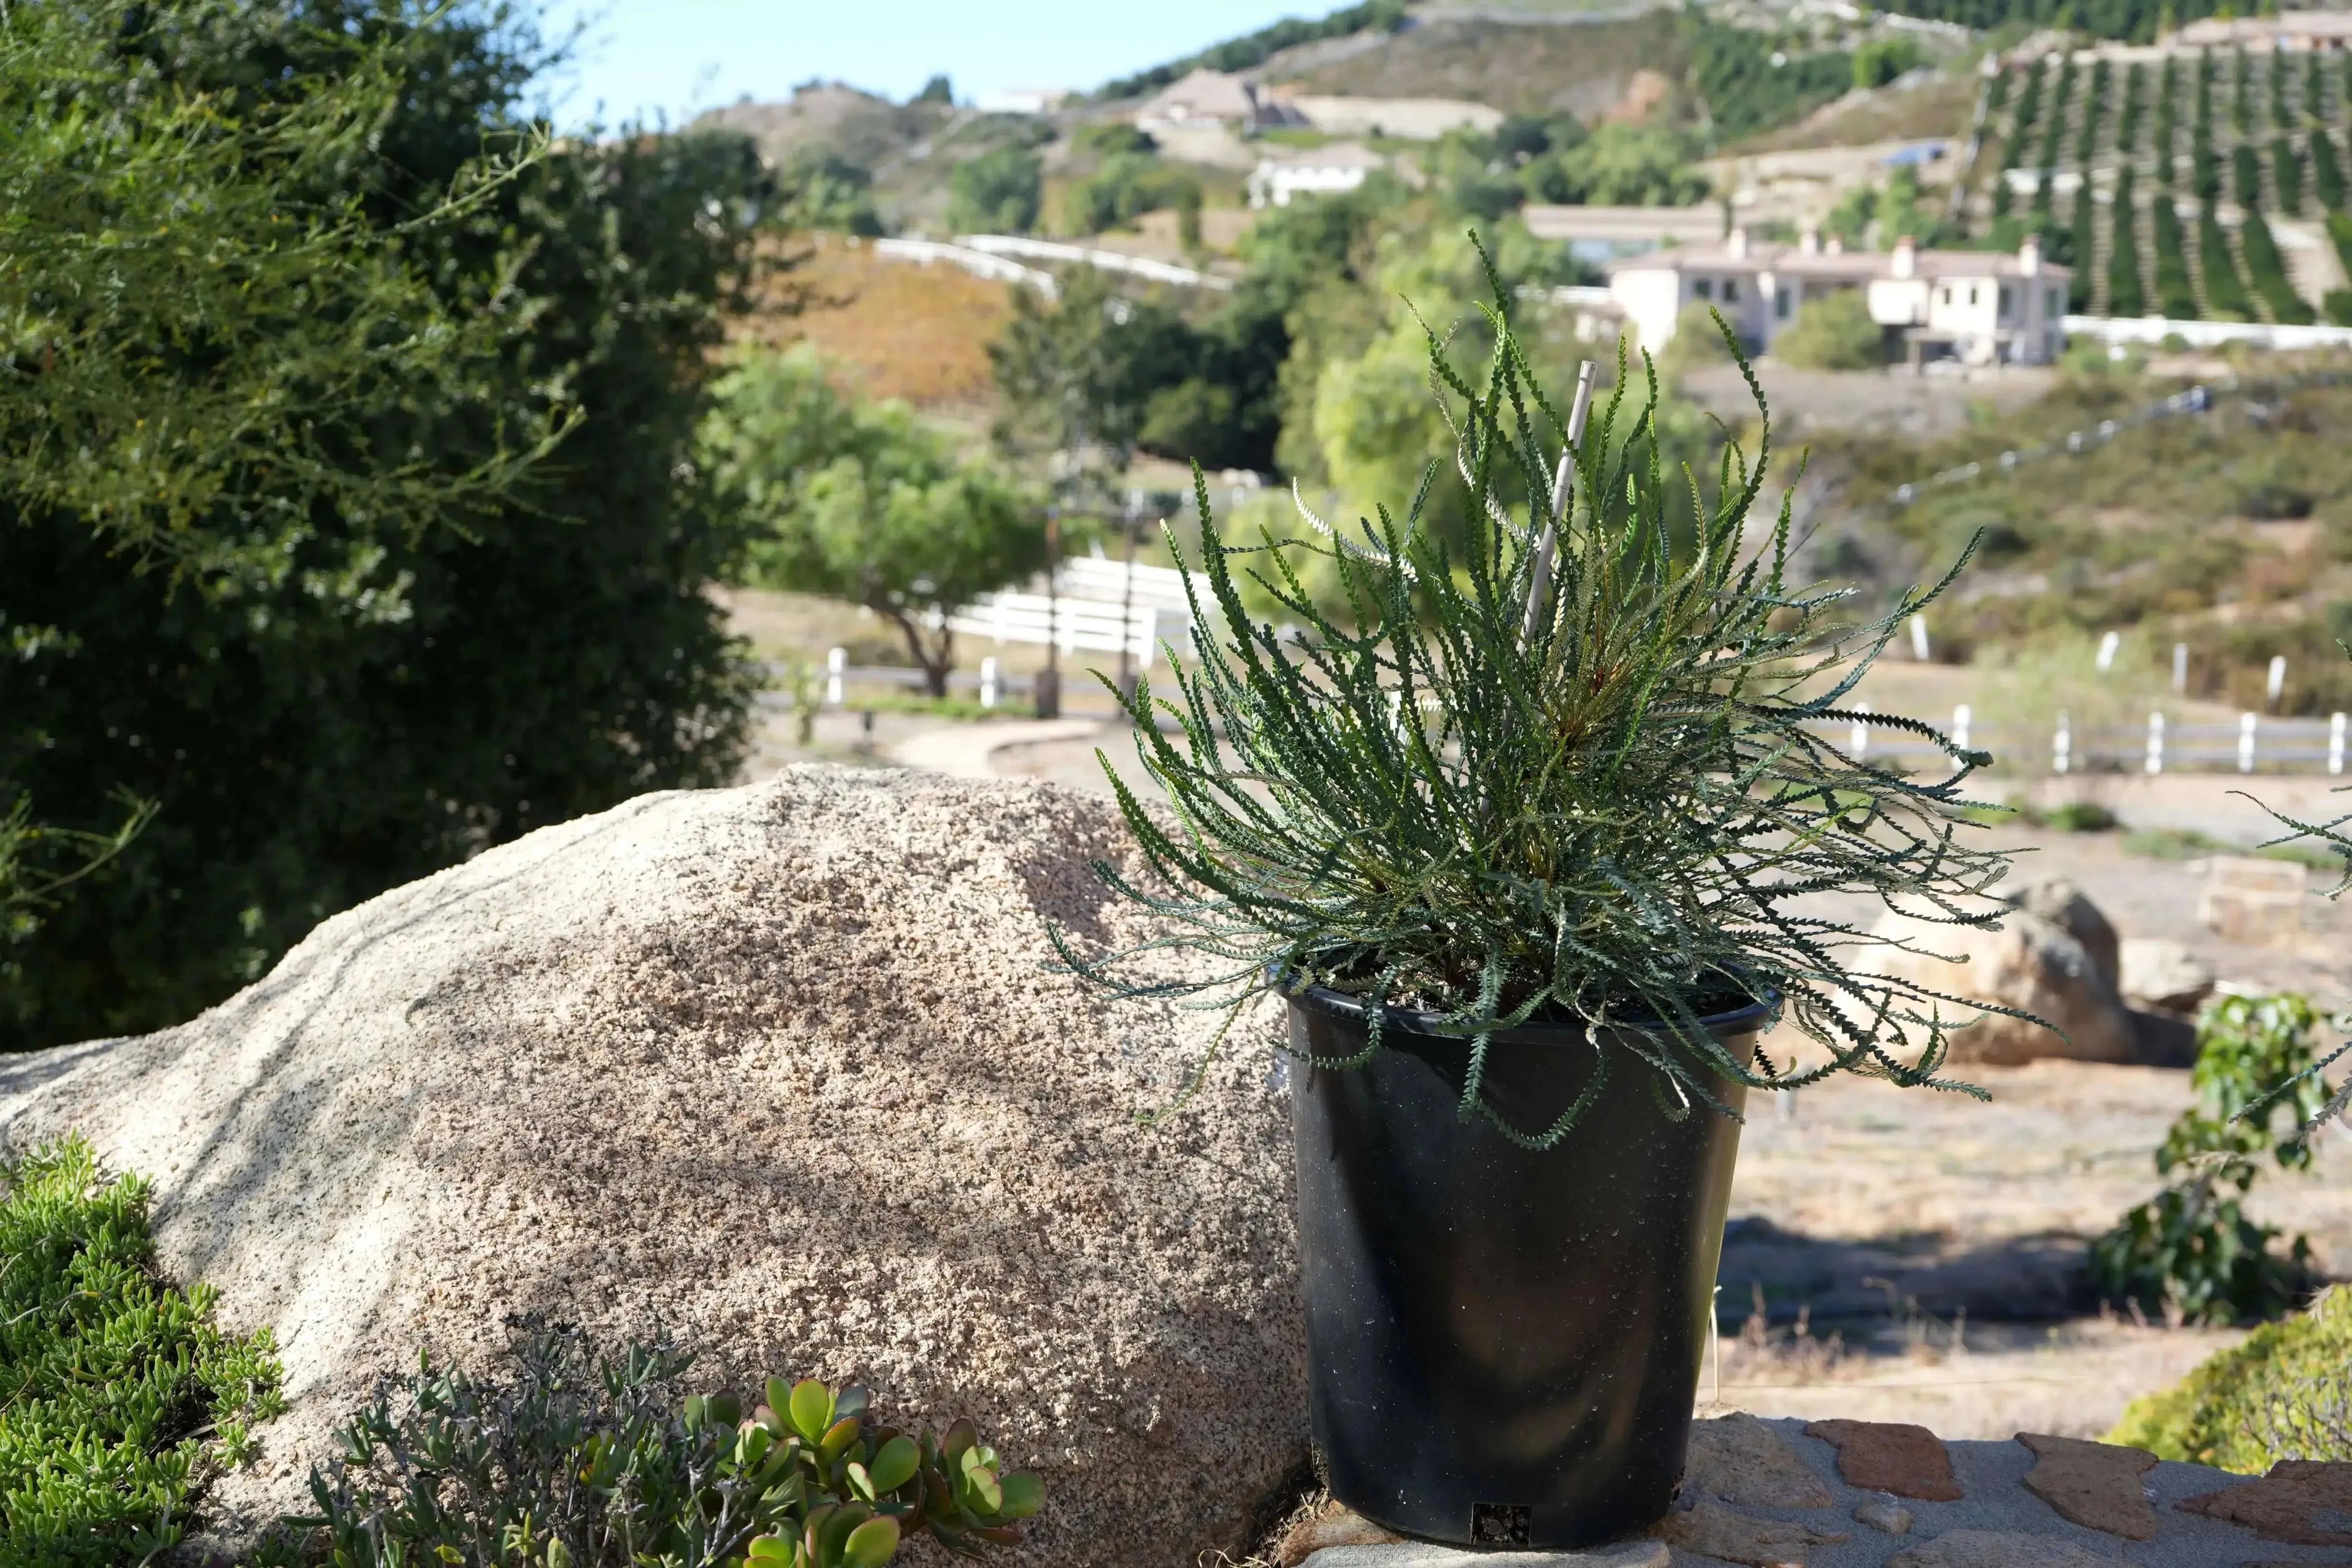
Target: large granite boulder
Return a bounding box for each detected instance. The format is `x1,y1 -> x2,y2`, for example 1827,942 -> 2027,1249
0,766 -> 1303,1567
1855,894 -> 2137,1066
2003,876 -> 2119,993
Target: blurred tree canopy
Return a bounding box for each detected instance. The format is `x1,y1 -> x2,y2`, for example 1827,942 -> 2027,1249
1,0 -> 774,1050
704,347 -> 1047,696
949,145 -> 1043,234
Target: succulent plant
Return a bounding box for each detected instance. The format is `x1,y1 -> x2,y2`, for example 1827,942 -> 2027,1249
720,1378 -> 1046,1566
267,1333 -> 1042,1568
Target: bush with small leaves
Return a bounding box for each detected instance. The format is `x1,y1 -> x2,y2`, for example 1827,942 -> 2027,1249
2090,994 -> 2335,1325
263,1333 -> 1042,1568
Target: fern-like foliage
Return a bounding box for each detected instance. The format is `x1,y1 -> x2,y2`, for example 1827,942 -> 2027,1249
1057,262 -> 2021,1147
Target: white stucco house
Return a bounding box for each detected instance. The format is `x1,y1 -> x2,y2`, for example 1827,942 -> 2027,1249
1605,230 -> 2073,366
1248,141 -> 1387,208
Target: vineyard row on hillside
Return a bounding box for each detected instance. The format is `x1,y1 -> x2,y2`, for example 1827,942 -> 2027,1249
1965,46 -> 2352,322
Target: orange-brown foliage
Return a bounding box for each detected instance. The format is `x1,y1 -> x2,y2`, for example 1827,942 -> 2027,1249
735,234 -> 1016,410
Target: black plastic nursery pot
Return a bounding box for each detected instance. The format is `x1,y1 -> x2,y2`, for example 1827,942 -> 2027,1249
1284,981 -> 1775,1550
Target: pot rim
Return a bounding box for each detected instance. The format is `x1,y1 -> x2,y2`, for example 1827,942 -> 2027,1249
1273,970 -> 1780,1044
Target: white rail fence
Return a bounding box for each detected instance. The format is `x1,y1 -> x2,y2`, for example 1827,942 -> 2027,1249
1828,707 -> 2350,775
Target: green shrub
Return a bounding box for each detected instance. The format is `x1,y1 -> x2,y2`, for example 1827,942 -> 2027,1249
2109,174 -> 2147,318
1773,290 -> 1884,371
949,146 -> 1043,235
0,1136 -> 282,1567
2272,136 -> 2304,214
2046,799 -> 2120,832
2152,197 -> 2199,318
1066,279 -> 2018,1145
2240,209 -> 2315,324
2111,1286 -> 2352,1470
2090,993 -> 2334,1324
265,1336 -> 1042,1568
2199,203 -> 2255,319
1061,153 -> 1200,235
2315,130 -> 2347,213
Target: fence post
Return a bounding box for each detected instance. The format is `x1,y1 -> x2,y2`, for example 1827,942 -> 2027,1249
1850,702 -> 1871,761
2096,630 -> 2120,671
2172,641 -> 2188,693
826,646 -> 846,707
2054,710 -> 2071,775
2239,710 -> 2258,774
2331,711 -> 2346,776
979,656 -> 998,710
2268,656 -> 2288,709
1910,616 -> 1931,662
1953,703 -> 1972,751
2146,710 -> 2165,775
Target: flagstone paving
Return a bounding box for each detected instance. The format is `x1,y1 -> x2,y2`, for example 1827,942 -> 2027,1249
1289,1417 -> 2352,1567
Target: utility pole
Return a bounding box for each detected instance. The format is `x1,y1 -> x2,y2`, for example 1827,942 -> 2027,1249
1036,507 -> 1061,720
1115,487 -> 1144,707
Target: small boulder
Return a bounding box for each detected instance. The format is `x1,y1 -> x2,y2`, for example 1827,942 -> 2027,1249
2004,877 -> 2119,992
2201,857 -> 2309,946
1856,903 -> 2136,1066
2117,938 -> 2217,1016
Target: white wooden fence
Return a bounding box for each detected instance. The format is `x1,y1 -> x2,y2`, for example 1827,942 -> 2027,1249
1829,707 -> 2350,775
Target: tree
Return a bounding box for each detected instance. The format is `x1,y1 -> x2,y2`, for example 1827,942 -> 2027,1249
781,149 -> 883,235
989,269 -> 1191,486
949,145 -> 1043,234
2,1 -> 771,1050
1773,290 -> 1885,370
707,348 -> 1048,696
914,74 -> 953,105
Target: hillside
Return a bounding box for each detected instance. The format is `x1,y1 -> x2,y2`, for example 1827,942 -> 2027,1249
1957,45 -> 2352,321
1261,10 -> 1689,119
736,236 -> 1014,411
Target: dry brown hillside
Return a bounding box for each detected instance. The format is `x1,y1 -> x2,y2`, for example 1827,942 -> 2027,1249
1265,11 -> 1689,119
737,235 -> 1016,411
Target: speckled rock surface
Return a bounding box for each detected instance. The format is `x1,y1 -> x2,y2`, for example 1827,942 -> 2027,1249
0,766 -> 1305,1568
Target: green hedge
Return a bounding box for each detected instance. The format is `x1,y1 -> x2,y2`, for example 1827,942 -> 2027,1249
2240,209 -> 2315,324
2201,202 -> 2256,320
2314,129 -> 2346,212
2272,137 -> 2304,215
2070,181 -> 2098,312
2109,175 -> 2147,318
2153,197 -> 2201,318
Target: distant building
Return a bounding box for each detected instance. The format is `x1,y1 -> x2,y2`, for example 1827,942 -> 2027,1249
1132,68 -> 1299,133
1522,204 -> 1730,264
1248,141 -> 1387,208
1606,230 -> 2073,366
2174,10 -> 2352,50
976,88 -> 1069,116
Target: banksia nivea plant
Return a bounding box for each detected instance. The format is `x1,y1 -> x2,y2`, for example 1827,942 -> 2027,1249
1057,254 -> 2030,1148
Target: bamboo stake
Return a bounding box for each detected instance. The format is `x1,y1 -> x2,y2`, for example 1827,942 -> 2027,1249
1520,360 -> 1598,646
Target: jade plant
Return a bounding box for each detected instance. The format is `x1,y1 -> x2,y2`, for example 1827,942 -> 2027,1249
1058,266 -> 2026,1146
273,1331 -> 1041,1567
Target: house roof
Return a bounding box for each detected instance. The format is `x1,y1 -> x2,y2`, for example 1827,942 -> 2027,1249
1605,241 -> 2072,282
1134,68 -> 1262,124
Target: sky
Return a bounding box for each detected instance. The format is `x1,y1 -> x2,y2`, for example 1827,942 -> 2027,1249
532,1 -> 1331,127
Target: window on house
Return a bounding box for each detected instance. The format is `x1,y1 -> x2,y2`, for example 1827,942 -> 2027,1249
1694,277 -> 1714,301
1968,285 -> 1979,307
1724,278 -> 1741,303
2048,287 -> 2061,315
1776,285 -> 1793,320
1999,285 -> 2013,317
1940,286 -> 1952,306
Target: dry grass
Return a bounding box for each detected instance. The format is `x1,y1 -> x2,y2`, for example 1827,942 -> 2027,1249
736,234 -> 1016,411
1727,70 -> 1981,156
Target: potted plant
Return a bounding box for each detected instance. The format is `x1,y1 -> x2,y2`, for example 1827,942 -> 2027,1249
1058,276 -> 2016,1550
